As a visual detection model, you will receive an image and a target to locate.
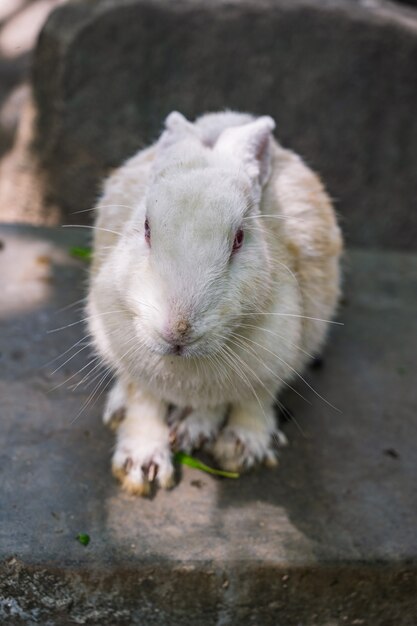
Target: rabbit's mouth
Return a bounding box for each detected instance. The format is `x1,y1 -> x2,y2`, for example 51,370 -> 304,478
145,333 -> 207,359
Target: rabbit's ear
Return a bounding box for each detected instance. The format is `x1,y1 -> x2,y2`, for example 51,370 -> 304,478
159,111 -> 199,149
215,116 -> 276,187
165,111 -> 193,132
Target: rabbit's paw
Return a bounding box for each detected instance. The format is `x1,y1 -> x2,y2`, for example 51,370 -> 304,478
170,408 -> 224,453
112,439 -> 175,496
103,380 -> 126,431
212,426 -> 284,473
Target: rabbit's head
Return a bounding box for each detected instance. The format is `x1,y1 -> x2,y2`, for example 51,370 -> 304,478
98,113 -> 277,360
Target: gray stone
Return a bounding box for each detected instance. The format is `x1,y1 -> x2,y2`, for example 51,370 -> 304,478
31,0 -> 417,250
0,224 -> 417,624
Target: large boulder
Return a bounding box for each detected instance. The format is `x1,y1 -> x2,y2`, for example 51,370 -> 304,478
32,0 -> 417,249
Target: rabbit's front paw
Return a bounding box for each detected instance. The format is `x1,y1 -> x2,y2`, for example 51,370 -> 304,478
169,407 -> 225,453
103,380 -> 126,431
212,425 -> 283,473
112,440 -> 175,496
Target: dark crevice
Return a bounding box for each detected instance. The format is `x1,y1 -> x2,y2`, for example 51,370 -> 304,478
393,0 -> 417,7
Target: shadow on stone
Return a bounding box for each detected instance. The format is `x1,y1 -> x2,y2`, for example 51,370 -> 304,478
1,227 -> 417,623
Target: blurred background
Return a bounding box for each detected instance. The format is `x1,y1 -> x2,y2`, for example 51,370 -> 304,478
0,0 -> 416,248
0,0 -> 64,224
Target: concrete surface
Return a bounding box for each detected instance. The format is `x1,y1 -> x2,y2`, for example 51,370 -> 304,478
32,0 -> 417,249
0,224 -> 416,625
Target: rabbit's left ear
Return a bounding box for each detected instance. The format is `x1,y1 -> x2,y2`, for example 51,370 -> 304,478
215,116 -> 276,187
159,111 -> 199,149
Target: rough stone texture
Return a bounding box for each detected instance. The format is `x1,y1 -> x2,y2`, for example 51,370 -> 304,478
31,0 -> 417,249
0,224 -> 416,624
0,0 -> 62,155
0,89 -> 61,226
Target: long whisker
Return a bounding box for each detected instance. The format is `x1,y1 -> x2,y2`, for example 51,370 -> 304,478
204,352 -> 225,389
70,357 -> 106,391
55,297 -> 87,315
216,336 -> 268,421
69,361 -> 108,391
242,214 -> 291,221
50,342 -> 92,376
62,224 -> 123,237
43,334 -> 91,368
71,367 -> 113,424
47,310 -> 128,334
68,355 -> 108,392
216,338 -> 255,392
227,332 -> 311,406
232,331 -> 341,413
209,347 -> 237,393
275,402 -> 306,437
238,323 -> 315,360
221,344 -> 259,399
48,356 -> 101,393
226,332 -> 308,436
240,312 -> 343,325
69,328 -> 142,394
71,203 -> 137,215
268,259 -> 299,284
209,348 -> 241,408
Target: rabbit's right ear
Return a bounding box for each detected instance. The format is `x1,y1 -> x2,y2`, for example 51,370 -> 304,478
159,111 -> 199,149
214,116 -> 276,189
165,111 -> 194,132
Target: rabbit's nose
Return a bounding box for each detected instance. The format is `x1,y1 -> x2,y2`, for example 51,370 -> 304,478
175,319 -> 190,336
161,318 -> 191,345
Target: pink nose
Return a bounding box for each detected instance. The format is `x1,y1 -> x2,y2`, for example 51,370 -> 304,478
162,319 -> 190,345
175,319 -> 190,335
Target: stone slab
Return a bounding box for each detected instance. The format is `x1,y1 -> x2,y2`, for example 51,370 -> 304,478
0,224 -> 416,624
31,0 -> 417,250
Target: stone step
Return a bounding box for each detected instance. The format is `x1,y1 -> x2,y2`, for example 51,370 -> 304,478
0,224 -> 416,625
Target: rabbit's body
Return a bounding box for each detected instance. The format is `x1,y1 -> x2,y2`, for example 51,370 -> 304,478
87,111 -> 342,495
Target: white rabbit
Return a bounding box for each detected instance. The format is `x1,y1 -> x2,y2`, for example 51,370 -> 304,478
87,111 -> 343,495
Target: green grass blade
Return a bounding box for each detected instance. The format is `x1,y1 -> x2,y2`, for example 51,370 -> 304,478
76,533 -> 90,546
174,451 -> 239,479
70,246 -> 92,262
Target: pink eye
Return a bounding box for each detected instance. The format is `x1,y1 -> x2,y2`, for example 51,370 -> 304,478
232,228 -> 244,253
144,218 -> 151,245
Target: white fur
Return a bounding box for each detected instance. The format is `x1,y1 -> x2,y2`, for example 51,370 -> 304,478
111,388 -> 174,495
87,110 -> 342,494
103,378 -> 126,427
170,406 -> 227,454
211,396 -> 281,472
